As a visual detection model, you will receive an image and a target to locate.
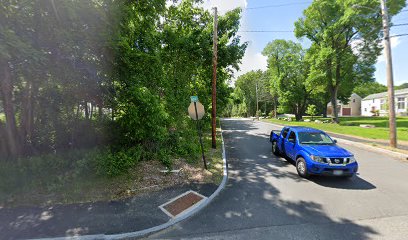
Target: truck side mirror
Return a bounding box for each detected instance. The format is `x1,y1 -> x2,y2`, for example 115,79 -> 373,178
333,139 -> 337,143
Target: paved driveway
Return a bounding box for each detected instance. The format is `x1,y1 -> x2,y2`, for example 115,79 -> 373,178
147,118 -> 408,239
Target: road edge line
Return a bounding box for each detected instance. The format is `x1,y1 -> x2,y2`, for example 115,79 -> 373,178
32,120 -> 229,240
259,120 -> 408,160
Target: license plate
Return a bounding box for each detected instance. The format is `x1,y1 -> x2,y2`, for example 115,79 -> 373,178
333,170 -> 343,176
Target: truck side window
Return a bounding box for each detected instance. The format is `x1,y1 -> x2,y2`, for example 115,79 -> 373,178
288,131 -> 296,142
282,128 -> 289,138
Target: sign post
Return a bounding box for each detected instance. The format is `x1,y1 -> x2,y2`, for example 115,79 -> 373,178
188,96 -> 207,169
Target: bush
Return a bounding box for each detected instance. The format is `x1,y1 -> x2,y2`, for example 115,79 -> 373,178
97,146 -> 143,177
269,110 -> 276,118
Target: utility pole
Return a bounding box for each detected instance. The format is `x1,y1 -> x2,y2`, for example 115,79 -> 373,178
256,81 -> 259,116
211,7 -> 218,149
380,0 -> 397,148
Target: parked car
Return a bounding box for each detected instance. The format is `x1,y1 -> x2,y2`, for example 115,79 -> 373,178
270,126 -> 358,178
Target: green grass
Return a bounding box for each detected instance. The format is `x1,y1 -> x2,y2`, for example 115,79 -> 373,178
265,117 -> 408,142
202,127 -> 224,184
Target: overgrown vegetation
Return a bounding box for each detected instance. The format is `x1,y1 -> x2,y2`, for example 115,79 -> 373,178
0,0 -> 244,206
0,120 -> 225,207
1,1 -> 244,165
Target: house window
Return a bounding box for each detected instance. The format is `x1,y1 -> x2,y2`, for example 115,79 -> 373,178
397,97 -> 405,110
380,99 -> 387,110
364,108 -> 367,112
353,99 -> 355,103
373,99 -> 375,103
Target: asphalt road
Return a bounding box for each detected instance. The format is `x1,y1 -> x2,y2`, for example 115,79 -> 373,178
146,118 -> 408,240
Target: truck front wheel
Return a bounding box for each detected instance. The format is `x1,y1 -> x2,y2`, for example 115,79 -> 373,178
296,157 -> 309,178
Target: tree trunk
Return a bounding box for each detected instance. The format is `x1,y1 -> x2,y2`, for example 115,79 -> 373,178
332,58 -> 342,123
0,60 -> 21,157
90,103 -> 94,120
98,106 -> 102,118
330,86 -> 339,123
20,80 -> 37,153
322,107 -> 328,118
76,103 -> 81,118
84,102 -> 89,119
273,96 -> 278,118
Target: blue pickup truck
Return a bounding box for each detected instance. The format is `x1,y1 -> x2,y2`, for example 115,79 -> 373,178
270,126 -> 358,178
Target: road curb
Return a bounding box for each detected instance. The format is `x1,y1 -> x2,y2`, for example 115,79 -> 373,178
259,120 -> 408,161
32,123 -> 228,240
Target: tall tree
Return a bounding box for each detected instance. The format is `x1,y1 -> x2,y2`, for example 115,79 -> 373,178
295,0 -> 406,122
234,70 -> 264,117
263,40 -> 310,120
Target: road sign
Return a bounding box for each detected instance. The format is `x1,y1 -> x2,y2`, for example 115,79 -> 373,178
188,102 -> 205,120
190,96 -> 199,102
187,101 -> 207,169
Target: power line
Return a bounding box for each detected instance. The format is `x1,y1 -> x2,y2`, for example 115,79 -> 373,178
390,33 -> 408,38
237,23 -> 408,33
246,2 -> 311,10
392,23 -> 408,26
238,30 -> 294,33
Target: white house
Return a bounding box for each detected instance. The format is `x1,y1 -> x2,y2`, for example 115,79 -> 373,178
361,88 -> 408,116
327,93 -> 362,117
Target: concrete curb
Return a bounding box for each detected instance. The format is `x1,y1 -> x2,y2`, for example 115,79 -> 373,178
259,120 -> 408,161
32,123 -> 228,240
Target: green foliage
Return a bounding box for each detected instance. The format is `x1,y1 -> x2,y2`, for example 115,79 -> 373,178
116,87 -> 169,146
306,105 -> 317,116
294,0 -> 406,122
256,110 -> 262,117
354,81 -> 387,98
262,40 -> 310,120
0,0 -> 246,178
269,110 -> 276,119
97,146 -> 143,177
234,70 -> 271,117
395,83 -> 408,90
306,104 -> 318,120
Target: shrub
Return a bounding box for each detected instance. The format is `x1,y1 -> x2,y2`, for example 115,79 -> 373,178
269,110 -> 276,118
97,146 -> 143,177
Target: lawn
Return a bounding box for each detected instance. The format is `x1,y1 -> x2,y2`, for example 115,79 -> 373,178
265,116 -> 408,142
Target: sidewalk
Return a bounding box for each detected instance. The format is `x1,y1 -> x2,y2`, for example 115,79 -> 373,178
0,183 -> 218,240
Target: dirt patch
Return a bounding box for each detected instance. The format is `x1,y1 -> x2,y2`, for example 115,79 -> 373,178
114,159 -> 214,199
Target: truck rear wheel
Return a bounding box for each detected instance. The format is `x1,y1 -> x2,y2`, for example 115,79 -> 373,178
272,141 -> 280,156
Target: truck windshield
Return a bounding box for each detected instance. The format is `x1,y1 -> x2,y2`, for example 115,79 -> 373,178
298,132 -> 334,145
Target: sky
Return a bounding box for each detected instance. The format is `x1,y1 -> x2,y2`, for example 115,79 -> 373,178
202,0 -> 408,86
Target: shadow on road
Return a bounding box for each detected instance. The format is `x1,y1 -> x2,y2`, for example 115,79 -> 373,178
310,175 -> 376,190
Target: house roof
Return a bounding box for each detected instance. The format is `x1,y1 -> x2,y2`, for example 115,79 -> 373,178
363,88 -> 408,100
326,93 -> 361,106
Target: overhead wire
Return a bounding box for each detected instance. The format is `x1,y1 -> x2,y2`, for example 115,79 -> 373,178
245,2 -> 312,10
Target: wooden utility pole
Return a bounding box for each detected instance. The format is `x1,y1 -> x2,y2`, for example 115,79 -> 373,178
380,0 -> 397,148
211,7 -> 218,149
256,82 -> 259,113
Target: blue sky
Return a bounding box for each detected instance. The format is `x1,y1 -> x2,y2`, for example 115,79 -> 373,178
203,0 -> 408,86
